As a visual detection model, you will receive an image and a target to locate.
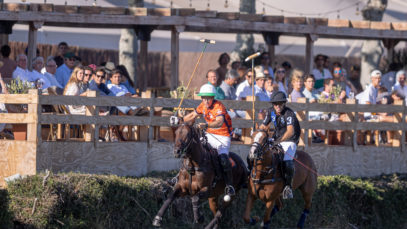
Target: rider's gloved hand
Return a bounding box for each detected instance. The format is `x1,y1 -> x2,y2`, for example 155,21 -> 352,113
170,116 -> 182,125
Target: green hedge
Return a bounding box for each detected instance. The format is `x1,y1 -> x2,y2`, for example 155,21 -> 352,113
0,172 -> 406,229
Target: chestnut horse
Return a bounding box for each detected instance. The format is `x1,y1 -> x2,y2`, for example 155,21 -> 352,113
152,123 -> 247,229
243,130 -> 317,229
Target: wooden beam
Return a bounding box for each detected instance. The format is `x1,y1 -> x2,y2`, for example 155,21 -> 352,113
305,34 -> 317,74
171,26 -> 184,90
27,21 -> 42,71
139,40 -> 148,91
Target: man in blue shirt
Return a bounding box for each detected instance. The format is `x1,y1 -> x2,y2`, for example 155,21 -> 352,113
55,52 -> 75,88
89,67 -> 111,96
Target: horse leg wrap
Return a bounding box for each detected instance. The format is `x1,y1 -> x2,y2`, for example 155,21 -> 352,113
260,220 -> 271,229
296,209 -> 310,229
270,205 -> 279,218
191,195 -> 204,224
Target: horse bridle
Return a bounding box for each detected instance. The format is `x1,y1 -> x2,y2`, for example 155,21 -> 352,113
250,130 -> 269,160
176,125 -> 199,158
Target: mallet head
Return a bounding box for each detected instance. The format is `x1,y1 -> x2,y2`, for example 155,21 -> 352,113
200,39 -> 216,44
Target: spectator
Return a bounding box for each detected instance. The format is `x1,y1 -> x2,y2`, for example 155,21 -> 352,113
89,67 -> 111,96
259,52 -> 275,79
107,69 -> 144,116
332,66 -> 356,97
253,66 -> 269,102
236,66 -> 248,85
265,77 -> 274,99
12,54 -> 38,82
392,70 -> 407,101
231,61 -> 241,70
215,53 -> 230,86
290,74 -> 304,102
43,56 -> 63,91
54,42 -> 69,67
320,78 -> 335,101
274,66 -> 288,95
63,66 -> 87,115
0,73 -> 8,134
206,70 -> 225,100
281,61 -> 292,77
236,69 -> 254,100
55,52 -> 75,88
381,63 -> 400,92
348,65 -> 363,94
31,56 -> 51,89
356,70 -> 381,105
312,54 -> 332,90
116,65 -> 136,95
220,69 -> 239,100
79,66 -> 92,94
302,74 -> 320,103
0,45 -> 17,79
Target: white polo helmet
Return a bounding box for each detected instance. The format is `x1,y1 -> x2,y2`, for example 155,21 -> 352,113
197,84 -> 216,97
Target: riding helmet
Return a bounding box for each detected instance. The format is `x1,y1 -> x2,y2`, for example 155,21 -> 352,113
270,91 -> 287,103
197,84 -> 216,97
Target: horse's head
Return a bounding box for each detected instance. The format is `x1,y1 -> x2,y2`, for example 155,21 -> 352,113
173,123 -> 196,158
249,130 -> 269,160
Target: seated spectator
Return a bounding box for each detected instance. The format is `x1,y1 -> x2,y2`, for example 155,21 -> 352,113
265,77 -> 274,99
348,65 -> 363,94
12,54 -> 39,82
381,62 -> 400,92
356,70 -> 381,105
231,61 -> 241,70
89,67 -> 111,96
30,56 -> 51,90
206,70 -> 225,100
319,78 -> 335,102
253,66 -> 269,102
0,45 -> 17,79
259,52 -> 275,79
274,66 -> 288,95
290,74 -> 304,102
54,42 -> 69,67
236,66 -> 248,85
332,66 -> 356,97
215,53 -> 230,86
107,69 -> 144,116
43,56 -> 63,93
392,70 -> 407,101
116,65 -> 136,95
63,66 -> 88,115
79,66 -> 92,94
55,52 -> 75,88
236,69 -> 254,100
220,69 -> 239,100
312,54 -> 332,90
302,74 -> 319,103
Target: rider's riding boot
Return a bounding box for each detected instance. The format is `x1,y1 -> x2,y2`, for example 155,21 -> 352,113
219,154 -> 235,196
246,155 -> 253,172
283,160 -> 294,199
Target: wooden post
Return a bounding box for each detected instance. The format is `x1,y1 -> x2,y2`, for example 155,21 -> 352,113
139,40 -> 148,91
27,89 -> 41,144
242,96 -> 257,144
345,99 -> 358,151
27,22 -> 43,71
305,34 -> 318,74
268,44 -> 275,70
296,98 -> 307,148
171,26 -> 184,90
85,90 -> 97,142
0,34 -> 8,47
392,100 -> 403,148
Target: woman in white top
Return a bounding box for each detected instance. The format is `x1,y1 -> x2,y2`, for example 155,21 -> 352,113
63,66 -> 87,115
274,67 -> 287,95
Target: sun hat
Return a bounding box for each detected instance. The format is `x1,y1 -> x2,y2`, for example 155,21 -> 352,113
197,84 -> 216,97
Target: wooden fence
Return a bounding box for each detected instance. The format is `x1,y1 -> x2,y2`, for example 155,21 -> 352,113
1,89 -> 407,186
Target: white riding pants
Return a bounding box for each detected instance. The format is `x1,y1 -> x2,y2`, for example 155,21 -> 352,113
280,141 -> 297,161
205,133 -> 231,155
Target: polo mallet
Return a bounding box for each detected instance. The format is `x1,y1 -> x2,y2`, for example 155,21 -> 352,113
245,52 -> 261,131
175,39 -> 216,116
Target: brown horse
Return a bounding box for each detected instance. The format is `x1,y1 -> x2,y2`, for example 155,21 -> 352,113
152,123 -> 248,229
243,130 -> 317,229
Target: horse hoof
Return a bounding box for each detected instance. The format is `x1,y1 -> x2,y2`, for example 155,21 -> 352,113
152,215 -> 162,227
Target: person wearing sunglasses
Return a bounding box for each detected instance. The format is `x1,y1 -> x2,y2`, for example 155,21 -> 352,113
259,91 -> 301,199
312,54 -> 332,90
89,67 -> 111,96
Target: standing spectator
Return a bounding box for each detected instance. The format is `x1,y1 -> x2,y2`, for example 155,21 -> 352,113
0,45 -> 17,79
392,70 -> 407,101
12,54 -> 38,82
55,52 -> 75,88
282,61 -> 292,78
215,53 -> 230,86
312,54 -> 332,90
43,56 -> 63,91
231,61 -> 241,70
236,69 -> 254,100
290,74 -> 304,102
220,69 -> 239,100
348,65 -> 363,94
381,63 -> 400,92
89,67 -> 111,96
259,52 -> 275,79
274,66 -> 288,95
302,74 -> 319,103
206,70 -> 225,100
265,77 -> 274,100
54,42 -> 69,67
63,67 -> 87,115
31,57 -> 51,89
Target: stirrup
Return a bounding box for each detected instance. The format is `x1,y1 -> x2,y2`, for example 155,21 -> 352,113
167,176 -> 178,186
225,185 -> 235,196
282,186 -> 293,199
